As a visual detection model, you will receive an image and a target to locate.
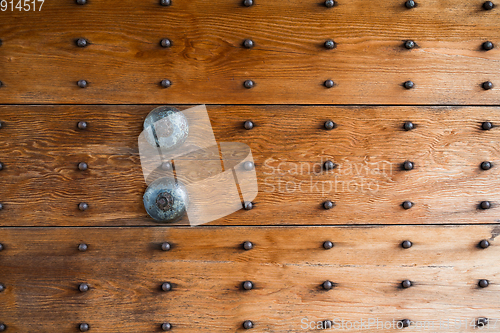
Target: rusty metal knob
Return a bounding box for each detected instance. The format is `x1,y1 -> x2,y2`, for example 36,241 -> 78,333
483,1 -> 495,9
242,241 -> 253,250
243,201 -> 253,210
479,279 -> 489,288
243,0 -> 253,6
325,0 -> 335,7
404,81 -> 414,89
161,323 -> 172,331
324,160 -> 336,171
78,243 -> 88,251
479,239 -> 490,249
143,177 -> 188,223
402,240 -> 412,249
324,120 -> 336,130
243,161 -> 255,171
401,280 -> 412,288
405,0 -> 415,8
324,80 -> 334,88
79,323 -> 89,332
401,319 -> 411,328
483,41 -> 494,50
78,162 -> 88,171
323,200 -> 334,210
324,40 -> 336,49
404,121 -> 414,131
243,120 -> 254,130
322,280 -> 334,290
480,201 -> 491,209
243,320 -> 254,329
160,0 -> 171,6
161,282 -> 172,291
77,80 -> 88,88
161,79 -> 172,88
404,40 -> 415,49
244,80 -> 255,89
78,202 -> 89,211
79,283 -> 89,292
160,39 -> 171,48
243,281 -> 254,290
403,161 -> 414,170
161,242 -> 171,251
483,81 -> 493,90
481,161 -> 492,170
402,201 -> 413,210
77,121 -> 88,130
482,121 -> 493,130
323,241 -> 334,249
243,39 -> 254,49
76,38 -> 88,47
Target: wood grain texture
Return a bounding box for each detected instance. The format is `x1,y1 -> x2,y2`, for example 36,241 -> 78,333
0,226 -> 499,332
2,105 -> 500,226
0,0 -> 499,104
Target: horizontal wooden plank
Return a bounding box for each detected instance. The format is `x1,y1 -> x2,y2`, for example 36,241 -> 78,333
0,0 -> 499,104
0,226 -> 499,332
1,105 -> 500,226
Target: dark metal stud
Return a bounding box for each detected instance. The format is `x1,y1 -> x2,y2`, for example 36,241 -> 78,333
325,0 -> 335,7
480,201 -> 491,209
0,40 -> 2,47
482,41 -> 494,51
0,122 -> 2,129
402,201 -> 413,209
161,162 -> 173,171
0,324 -> 6,332
242,241 -> 253,250
161,242 -> 171,251
77,80 -> 88,88
76,38 -> 88,47
483,1 -> 495,9
243,320 -> 254,329
324,80 -> 335,88
160,39 -> 172,48
323,320 -> 333,329
77,121 -> 88,130
243,0 -> 253,6
0,162 -> 3,171
401,280 -> 412,288
405,0 -> 415,8
160,0 -> 171,6
401,319 -> 411,328
78,202 -> 89,211
79,323 -> 89,332
322,280 -> 334,290
403,161 -> 414,170
244,80 -> 255,89
243,281 -> 254,290
243,120 -> 254,130
0,81 -> 3,88
478,318 -> 489,326
323,200 -> 334,210
0,284 -> 5,292
324,120 -> 336,130
481,161 -> 492,170
243,39 -> 254,49
323,241 -> 334,249
76,0 -> 86,5
483,81 -> 493,90
161,79 -> 172,88
243,201 -> 253,210
402,240 -> 412,249
79,283 -> 89,292
324,40 -> 336,49
482,122 -> 493,130
479,239 -> 490,249
403,81 -> 414,89
243,161 -> 255,171
324,160 -> 336,171
78,243 -> 88,252
161,323 -> 172,331
404,40 -> 415,49
161,282 -> 172,291
479,279 -> 489,288
78,162 -> 88,171
0,203 -> 3,211
0,243 -> 3,251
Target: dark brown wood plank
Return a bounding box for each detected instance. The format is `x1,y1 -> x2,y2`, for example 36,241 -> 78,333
0,226 -> 499,332
0,0 -> 499,104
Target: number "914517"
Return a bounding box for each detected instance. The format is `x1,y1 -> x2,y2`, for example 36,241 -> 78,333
1,0 -> 44,11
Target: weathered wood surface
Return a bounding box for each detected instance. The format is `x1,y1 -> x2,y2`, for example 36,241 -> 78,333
0,0 -> 499,104
0,226 -> 498,332
1,105 -> 500,226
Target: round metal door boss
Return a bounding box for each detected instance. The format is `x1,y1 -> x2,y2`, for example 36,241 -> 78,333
143,106 -> 189,151
143,177 -> 189,222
